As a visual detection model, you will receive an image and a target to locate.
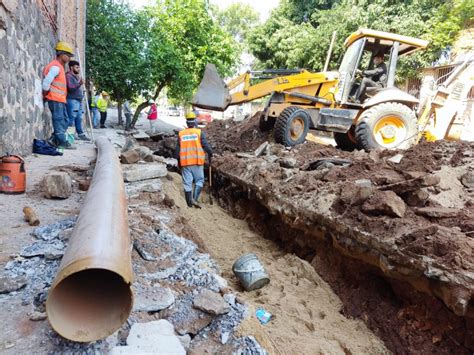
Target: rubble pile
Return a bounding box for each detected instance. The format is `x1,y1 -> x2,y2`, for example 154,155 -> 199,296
200,116 -> 474,352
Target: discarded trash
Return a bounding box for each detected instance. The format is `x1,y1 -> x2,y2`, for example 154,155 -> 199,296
23,206 -> 40,226
0,154 -> 26,194
255,308 -> 272,324
232,253 -> 270,291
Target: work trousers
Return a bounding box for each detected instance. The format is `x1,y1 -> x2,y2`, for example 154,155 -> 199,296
47,100 -> 69,145
181,165 -> 205,193
99,111 -> 107,127
355,77 -> 381,101
125,113 -> 132,130
66,98 -> 84,135
91,108 -> 100,128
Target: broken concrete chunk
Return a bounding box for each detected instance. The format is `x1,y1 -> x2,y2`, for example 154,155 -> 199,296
42,172 -> 72,199
0,275 -> 27,294
341,184 -> 374,206
279,157 -> 298,169
177,334 -> 191,350
254,141 -> 269,157
361,190 -> 406,218
120,150 -> 140,164
414,207 -> 459,218
355,179 -> 372,188
123,163 -> 167,182
111,320 -> 185,355
133,286 -> 175,312
126,179 -> 163,198
387,153 -> 404,164
193,288 -> 231,315
403,225 -> 439,240
134,146 -> 155,161
132,130 -> 150,140
460,171 -> 474,188
29,311 -> 47,321
121,137 -> 139,153
403,190 -> 429,207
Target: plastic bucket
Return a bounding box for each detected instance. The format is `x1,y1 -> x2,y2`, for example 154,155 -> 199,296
232,253 -> 270,291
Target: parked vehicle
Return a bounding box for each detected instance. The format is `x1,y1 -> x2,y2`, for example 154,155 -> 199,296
195,110 -> 213,126
167,106 -> 180,116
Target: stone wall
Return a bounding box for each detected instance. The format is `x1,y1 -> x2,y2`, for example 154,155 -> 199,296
0,0 -> 86,156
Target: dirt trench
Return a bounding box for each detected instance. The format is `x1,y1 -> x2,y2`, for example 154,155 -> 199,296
163,173 -> 389,355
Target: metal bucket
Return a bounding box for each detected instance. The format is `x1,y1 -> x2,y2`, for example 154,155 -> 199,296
232,253 -> 270,291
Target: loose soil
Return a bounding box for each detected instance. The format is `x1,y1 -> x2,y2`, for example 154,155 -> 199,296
163,173 -> 389,355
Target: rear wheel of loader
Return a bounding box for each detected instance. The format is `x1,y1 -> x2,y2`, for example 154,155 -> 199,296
334,127 -> 359,151
355,102 -> 417,151
274,106 -> 310,146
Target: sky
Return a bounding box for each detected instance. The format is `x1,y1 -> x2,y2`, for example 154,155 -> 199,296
128,0 -> 280,22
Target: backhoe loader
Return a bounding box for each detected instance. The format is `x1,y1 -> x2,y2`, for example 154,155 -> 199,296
192,29 -> 473,150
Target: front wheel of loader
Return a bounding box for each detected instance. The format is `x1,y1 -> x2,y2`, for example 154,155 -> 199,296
274,106 -> 310,146
355,102 -> 417,151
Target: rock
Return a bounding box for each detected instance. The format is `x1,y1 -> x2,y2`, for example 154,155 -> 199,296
133,286 -> 175,312
126,179 -> 163,198
460,171 -> 474,188
281,168 -> 294,180
78,179 -> 91,191
120,150 -> 140,164
380,174 -> 440,195
387,153 -> 404,164
121,137 -> 138,153
340,184 -> 374,206
354,179 -> 372,188
123,163 -> 167,182
132,130 -> 150,140
361,190 -> 406,218
0,275 -> 27,294
414,207 -> 459,218
110,320 -> 185,355
279,157 -> 298,169
254,141 -> 269,157
20,239 -> 64,259
402,225 -> 439,240
403,190 -> 429,207
193,288 -> 231,315
42,172 -> 72,199
178,334 -> 191,350
213,274 -> 228,292
29,311 -> 47,321
368,150 -> 380,163
236,153 -> 255,159
134,146 -> 155,161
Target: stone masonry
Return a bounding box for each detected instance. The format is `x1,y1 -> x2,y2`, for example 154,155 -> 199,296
0,0 -> 85,156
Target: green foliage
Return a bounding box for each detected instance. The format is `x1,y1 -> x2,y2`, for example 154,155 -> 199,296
215,3 -> 260,43
247,0 -> 473,78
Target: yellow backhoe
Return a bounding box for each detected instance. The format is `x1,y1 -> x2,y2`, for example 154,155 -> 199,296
192,29 -> 474,150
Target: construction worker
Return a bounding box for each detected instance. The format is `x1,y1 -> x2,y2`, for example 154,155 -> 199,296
90,92 -> 100,128
97,92 -> 109,128
66,60 -> 90,140
124,99 -> 133,131
354,52 -> 387,102
42,41 -> 76,149
175,112 -> 213,208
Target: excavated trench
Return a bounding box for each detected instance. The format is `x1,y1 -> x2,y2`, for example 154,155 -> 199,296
211,172 -> 473,354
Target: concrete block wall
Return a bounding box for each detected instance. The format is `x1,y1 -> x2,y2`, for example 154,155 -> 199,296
0,0 -> 86,156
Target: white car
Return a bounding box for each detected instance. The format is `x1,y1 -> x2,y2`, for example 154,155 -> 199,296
167,107 -> 180,116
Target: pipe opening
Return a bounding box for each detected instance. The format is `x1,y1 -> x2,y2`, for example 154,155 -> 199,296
47,268 -> 132,342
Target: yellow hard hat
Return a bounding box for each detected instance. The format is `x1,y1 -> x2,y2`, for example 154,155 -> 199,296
185,112 -> 196,119
101,91 -> 109,96
55,41 -> 74,56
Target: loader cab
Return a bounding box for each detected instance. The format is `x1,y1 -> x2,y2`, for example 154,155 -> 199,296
335,29 -> 428,105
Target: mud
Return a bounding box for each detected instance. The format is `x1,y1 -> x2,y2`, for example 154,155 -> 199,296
198,116 -> 474,353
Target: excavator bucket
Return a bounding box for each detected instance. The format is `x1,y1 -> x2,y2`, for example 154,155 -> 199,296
191,64 -> 231,111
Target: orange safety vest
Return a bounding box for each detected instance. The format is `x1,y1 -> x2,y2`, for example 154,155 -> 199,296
178,128 -> 206,166
43,59 -> 67,103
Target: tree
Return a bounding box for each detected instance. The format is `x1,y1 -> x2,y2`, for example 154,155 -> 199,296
215,3 -> 260,43
86,0 -> 150,124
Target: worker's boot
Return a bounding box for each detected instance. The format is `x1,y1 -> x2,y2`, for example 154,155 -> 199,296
184,191 -> 193,208
192,186 -> 202,209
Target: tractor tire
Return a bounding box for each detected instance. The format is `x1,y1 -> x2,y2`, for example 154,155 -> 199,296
258,112 -> 275,132
334,128 -> 358,151
355,102 -> 417,151
274,106 -> 310,146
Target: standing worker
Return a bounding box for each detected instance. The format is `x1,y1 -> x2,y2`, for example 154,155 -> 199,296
42,41 -> 76,150
90,92 -> 100,128
175,112 -> 213,208
147,101 -> 158,131
97,91 -> 109,128
124,99 -> 133,131
66,60 -> 90,141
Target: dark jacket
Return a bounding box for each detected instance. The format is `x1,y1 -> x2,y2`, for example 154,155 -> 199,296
66,72 -> 84,100
174,128 -> 213,161
363,63 -> 387,86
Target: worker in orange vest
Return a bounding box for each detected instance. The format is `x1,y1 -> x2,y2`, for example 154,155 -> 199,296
175,112 -> 213,208
42,41 -> 76,150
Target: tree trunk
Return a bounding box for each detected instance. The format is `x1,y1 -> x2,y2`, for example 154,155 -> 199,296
130,81 -> 166,129
117,100 -> 123,126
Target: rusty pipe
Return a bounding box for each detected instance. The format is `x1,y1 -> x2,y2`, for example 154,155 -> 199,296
46,136 -> 133,342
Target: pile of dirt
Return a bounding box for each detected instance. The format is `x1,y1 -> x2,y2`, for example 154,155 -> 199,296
205,112 -> 272,154
203,115 -> 474,352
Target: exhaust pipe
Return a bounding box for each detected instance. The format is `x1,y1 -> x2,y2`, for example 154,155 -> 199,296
191,63 -> 232,111
46,136 -> 133,342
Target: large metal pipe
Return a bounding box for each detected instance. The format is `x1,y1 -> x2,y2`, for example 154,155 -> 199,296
46,136 -> 133,342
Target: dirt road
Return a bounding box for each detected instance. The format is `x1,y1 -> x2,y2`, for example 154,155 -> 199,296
164,173 -> 388,355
